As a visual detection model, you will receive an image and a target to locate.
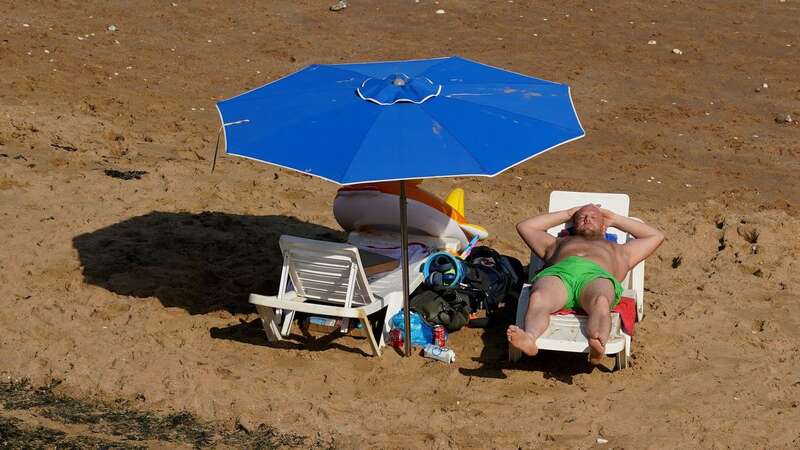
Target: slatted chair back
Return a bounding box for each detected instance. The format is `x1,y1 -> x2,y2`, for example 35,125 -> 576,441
278,235 -> 373,308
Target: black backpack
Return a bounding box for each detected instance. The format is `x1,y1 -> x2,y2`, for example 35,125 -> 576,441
459,246 -> 525,315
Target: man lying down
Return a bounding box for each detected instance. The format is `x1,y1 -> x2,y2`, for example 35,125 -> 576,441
507,204 -> 665,365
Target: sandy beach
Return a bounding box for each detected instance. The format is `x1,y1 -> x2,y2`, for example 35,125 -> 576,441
1,0 -> 799,448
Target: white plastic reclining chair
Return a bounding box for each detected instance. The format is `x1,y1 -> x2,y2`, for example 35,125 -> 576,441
249,235 -> 427,356
509,191 -> 645,370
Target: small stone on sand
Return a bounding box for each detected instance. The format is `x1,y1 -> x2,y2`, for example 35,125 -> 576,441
330,0 -> 347,11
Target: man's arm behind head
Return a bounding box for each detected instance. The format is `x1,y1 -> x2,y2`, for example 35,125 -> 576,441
516,209 -> 576,259
613,215 -> 666,270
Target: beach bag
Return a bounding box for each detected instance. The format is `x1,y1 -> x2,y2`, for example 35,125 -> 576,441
410,288 -> 471,332
459,246 -> 524,314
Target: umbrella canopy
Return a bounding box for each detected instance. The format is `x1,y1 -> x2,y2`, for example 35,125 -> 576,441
216,56 -> 584,356
216,56 -> 584,185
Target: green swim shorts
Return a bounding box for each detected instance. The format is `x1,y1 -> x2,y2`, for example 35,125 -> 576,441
532,256 -> 623,310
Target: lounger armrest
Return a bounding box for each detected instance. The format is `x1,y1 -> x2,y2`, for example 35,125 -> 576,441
248,290 -> 300,305
249,293 -> 383,318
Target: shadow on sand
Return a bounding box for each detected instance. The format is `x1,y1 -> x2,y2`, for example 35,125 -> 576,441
73,211 -> 344,315
209,318 -> 374,357
458,312 -> 610,384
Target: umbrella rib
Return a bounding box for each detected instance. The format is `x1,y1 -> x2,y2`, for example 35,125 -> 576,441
485,131 -> 585,178
221,65 -> 371,103
417,105 -> 490,174
226,64 -> 374,102
324,55 -> 451,70
443,82 -> 563,91
448,57 -> 563,86
338,109 -> 390,184
416,57 -> 458,78
316,64 -> 394,79
418,57 -> 561,87
437,95 -> 583,134
220,86 -> 359,103
223,101 -> 375,158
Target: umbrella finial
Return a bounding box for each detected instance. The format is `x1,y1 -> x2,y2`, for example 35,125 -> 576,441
357,73 -> 441,106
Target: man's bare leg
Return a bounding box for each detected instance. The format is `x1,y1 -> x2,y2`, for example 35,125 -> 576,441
507,276 -> 567,356
580,279 -> 616,365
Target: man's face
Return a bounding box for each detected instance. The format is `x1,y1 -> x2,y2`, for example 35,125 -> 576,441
572,205 -> 606,239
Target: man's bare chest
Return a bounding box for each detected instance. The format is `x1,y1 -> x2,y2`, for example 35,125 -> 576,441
547,237 -> 618,267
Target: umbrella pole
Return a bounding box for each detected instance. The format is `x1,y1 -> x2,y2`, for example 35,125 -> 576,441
399,180 -> 411,357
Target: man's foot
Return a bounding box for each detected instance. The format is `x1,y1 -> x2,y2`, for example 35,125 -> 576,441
588,337 -> 605,365
507,325 -> 538,356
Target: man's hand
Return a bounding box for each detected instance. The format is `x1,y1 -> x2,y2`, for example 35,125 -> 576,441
565,205 -> 582,217
516,207 -> 579,258
565,203 -> 599,218
599,207 -> 617,227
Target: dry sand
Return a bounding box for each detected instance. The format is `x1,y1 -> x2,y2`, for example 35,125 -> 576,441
1,0 -> 799,448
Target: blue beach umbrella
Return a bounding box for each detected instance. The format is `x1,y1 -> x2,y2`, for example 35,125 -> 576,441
216,56 -> 584,356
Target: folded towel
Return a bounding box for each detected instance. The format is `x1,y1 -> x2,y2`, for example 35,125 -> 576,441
551,296 -> 637,336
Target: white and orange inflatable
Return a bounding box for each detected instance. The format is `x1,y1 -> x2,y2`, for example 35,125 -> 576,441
333,181 -> 488,250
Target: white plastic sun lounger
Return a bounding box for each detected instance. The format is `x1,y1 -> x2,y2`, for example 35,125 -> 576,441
249,235 -> 428,356
509,191 -> 645,370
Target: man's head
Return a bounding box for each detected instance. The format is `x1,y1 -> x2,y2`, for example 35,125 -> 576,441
571,205 -> 607,239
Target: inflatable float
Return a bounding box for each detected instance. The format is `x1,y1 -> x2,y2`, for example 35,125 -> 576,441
333,181 -> 488,251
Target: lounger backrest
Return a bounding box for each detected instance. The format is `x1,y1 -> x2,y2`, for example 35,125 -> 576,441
547,191 -> 630,241
279,235 -> 372,307
529,191 -> 632,284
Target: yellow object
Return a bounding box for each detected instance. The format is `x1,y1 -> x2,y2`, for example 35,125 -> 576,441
445,187 -> 488,239
445,188 -> 465,217
460,223 -> 489,239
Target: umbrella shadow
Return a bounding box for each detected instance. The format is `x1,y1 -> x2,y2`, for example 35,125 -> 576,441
209,318 -> 373,357
72,211 -> 345,315
458,310 -> 605,384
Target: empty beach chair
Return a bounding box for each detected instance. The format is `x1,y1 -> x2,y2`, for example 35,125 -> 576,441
249,235 -> 428,356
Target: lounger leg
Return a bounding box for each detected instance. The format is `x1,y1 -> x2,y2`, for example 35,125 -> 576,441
371,307 -> 389,348
256,305 -> 282,342
280,310 -> 296,337
359,316 -> 382,357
